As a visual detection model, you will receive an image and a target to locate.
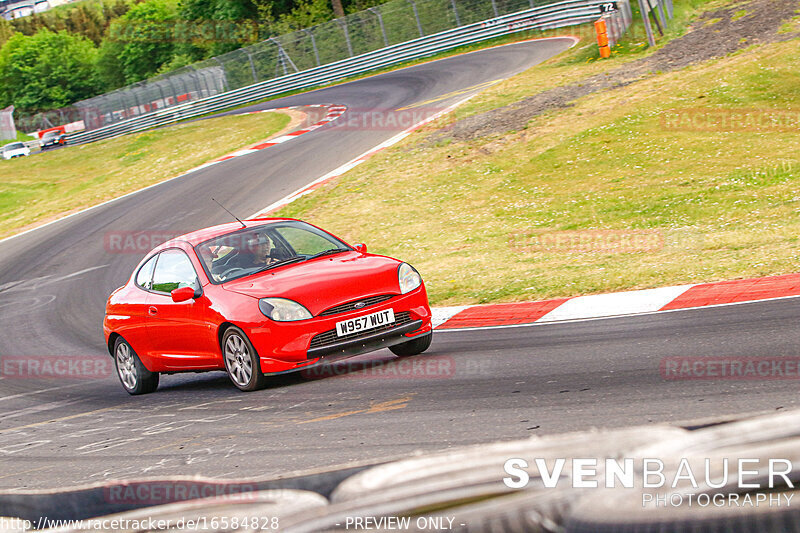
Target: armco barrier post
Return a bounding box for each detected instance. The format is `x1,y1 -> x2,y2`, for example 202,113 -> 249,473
594,18 -> 610,58
637,0 -> 656,46
654,0 -> 667,28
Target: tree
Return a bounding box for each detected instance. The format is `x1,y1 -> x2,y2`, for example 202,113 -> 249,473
0,19 -> 13,48
65,4 -> 106,45
102,0 -> 178,84
11,0 -> 134,45
95,36 -> 127,90
331,0 -> 344,18
176,0 -> 264,58
0,30 -> 100,113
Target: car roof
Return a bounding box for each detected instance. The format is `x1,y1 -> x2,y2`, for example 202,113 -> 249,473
159,217 -> 297,249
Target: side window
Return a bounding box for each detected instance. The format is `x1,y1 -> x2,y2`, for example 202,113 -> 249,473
135,254 -> 158,290
151,250 -> 199,294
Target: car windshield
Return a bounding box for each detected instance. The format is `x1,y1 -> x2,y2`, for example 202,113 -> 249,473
4,142 -> 23,150
43,131 -> 59,138
195,220 -> 351,283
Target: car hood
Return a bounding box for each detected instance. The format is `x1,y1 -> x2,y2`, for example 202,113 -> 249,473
221,251 -> 402,315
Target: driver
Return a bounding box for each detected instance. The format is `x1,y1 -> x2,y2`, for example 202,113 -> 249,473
243,233 -> 277,268
207,232 -> 280,281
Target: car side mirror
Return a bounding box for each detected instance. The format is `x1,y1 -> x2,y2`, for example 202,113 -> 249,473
171,286 -> 199,303
354,243 -> 367,253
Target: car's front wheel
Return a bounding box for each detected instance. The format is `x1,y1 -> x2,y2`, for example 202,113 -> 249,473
114,337 -> 159,395
222,326 -> 266,392
389,332 -> 433,357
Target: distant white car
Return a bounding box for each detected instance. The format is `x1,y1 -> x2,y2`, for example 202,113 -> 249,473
2,142 -> 30,160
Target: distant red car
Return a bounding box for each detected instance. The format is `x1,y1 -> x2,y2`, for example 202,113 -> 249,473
39,130 -> 66,149
104,218 -> 433,394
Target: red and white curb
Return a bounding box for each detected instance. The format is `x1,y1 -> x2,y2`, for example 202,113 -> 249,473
184,104 -> 347,174
432,273 -> 800,329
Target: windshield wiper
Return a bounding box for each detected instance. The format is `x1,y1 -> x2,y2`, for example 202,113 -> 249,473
255,255 -> 306,273
251,250 -> 348,274
306,248 -> 349,260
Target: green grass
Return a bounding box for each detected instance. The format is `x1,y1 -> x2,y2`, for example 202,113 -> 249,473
779,11 -> 800,34
0,111 -> 290,238
275,28 -> 800,306
450,0 -> 723,122
732,9 -> 749,21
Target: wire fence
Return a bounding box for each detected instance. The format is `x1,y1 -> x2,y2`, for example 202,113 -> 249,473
69,0 -> 599,132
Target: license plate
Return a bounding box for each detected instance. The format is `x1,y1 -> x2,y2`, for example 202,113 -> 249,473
336,308 -> 395,337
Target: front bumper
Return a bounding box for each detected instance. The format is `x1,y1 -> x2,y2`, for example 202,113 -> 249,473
247,285 -> 431,374
306,318 -> 423,360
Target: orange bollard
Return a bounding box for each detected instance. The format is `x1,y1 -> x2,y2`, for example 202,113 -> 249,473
595,18 -> 611,59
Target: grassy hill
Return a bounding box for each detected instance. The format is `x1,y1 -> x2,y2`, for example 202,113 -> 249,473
276,0 -> 800,305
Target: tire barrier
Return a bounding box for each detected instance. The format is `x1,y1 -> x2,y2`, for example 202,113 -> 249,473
3,410 -> 800,532
273,426 -> 687,532
0,464 -> 370,525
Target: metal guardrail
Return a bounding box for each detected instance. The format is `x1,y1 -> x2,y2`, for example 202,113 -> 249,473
67,0 -> 629,145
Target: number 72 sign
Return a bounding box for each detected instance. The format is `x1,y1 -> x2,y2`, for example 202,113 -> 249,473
599,2 -> 618,12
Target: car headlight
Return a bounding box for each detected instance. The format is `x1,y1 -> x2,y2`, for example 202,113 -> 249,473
398,263 -> 422,294
259,298 -> 312,321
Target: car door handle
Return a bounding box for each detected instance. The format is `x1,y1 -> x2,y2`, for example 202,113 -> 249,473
148,306 -> 158,316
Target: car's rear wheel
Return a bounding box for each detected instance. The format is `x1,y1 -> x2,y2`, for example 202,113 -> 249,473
222,327 -> 266,392
389,332 -> 433,357
114,337 -> 159,395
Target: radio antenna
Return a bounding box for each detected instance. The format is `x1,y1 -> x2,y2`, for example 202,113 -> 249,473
211,198 -> 246,228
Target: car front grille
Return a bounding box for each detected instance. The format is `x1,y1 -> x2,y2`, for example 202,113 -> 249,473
309,311 -> 413,350
317,294 -> 394,317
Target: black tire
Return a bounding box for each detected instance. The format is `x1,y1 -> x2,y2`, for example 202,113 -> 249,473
222,326 -> 266,392
114,337 -> 159,395
389,332 -> 432,357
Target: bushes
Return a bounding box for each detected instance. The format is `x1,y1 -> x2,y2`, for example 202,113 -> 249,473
0,30 -> 100,113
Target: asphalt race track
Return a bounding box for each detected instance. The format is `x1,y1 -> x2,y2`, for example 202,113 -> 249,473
0,37 -> 797,491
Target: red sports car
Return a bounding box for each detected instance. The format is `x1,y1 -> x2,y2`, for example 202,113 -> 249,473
104,218 -> 433,394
